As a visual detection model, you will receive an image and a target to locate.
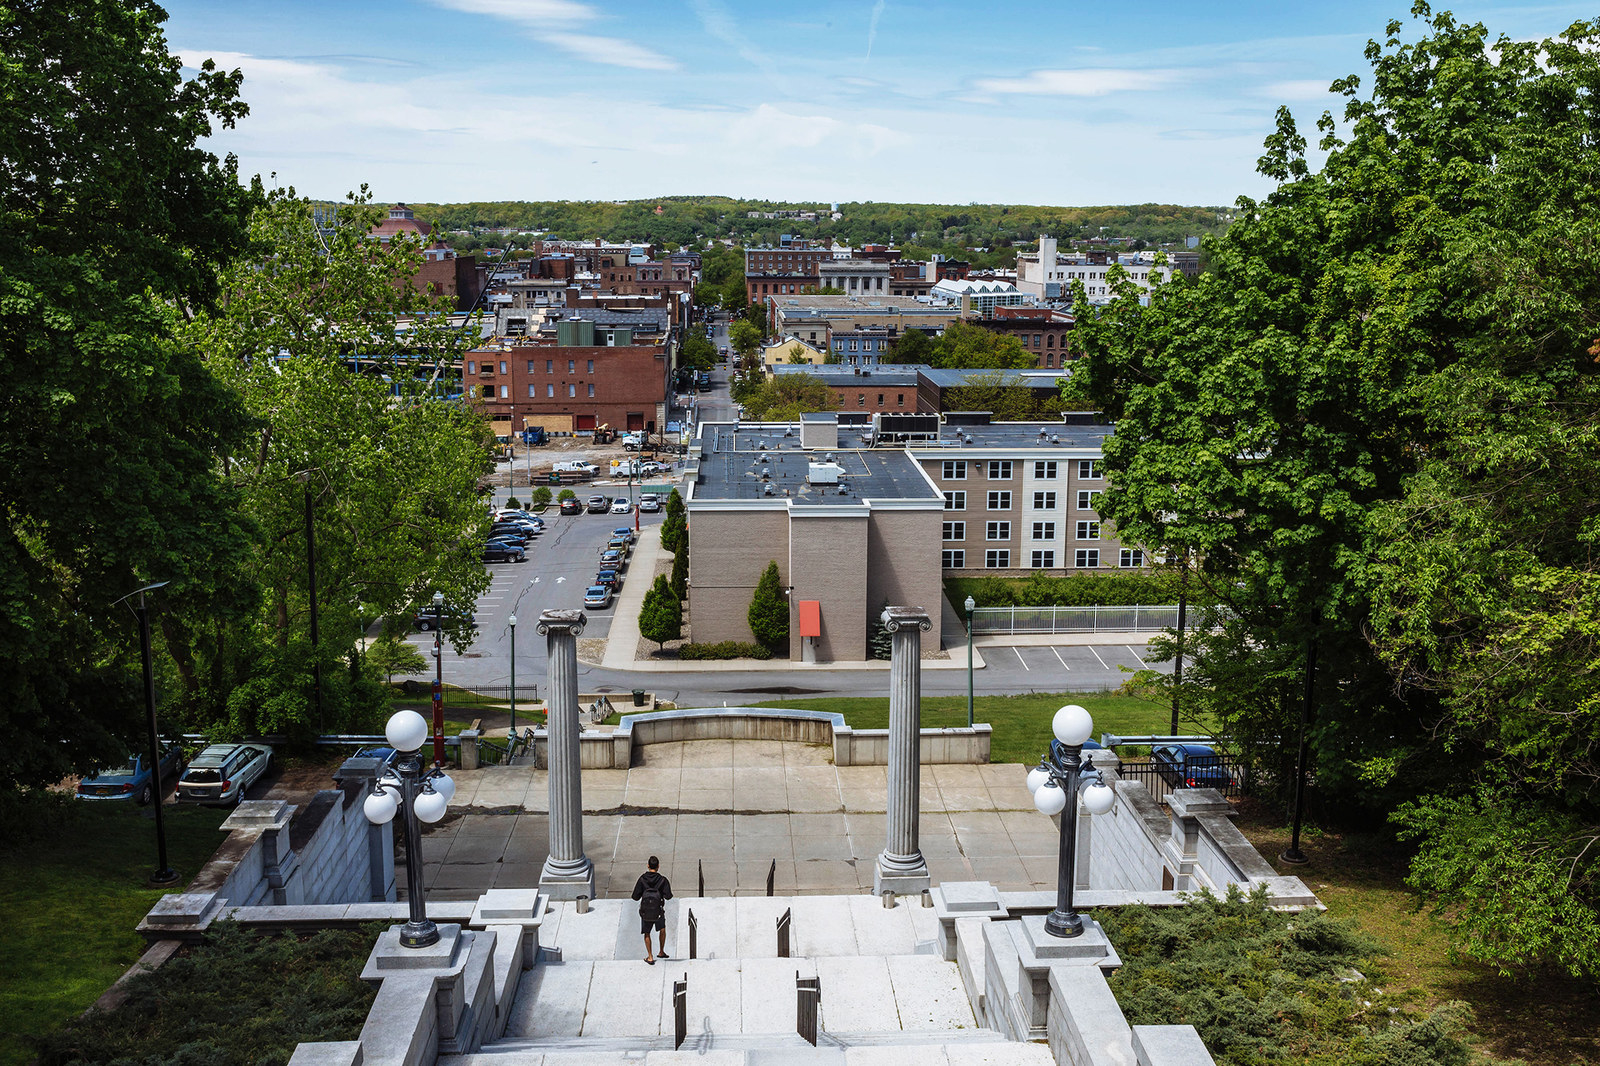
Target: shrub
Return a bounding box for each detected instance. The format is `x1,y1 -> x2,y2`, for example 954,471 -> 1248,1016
678,641 -> 772,661
505,496 -> 521,510
638,575 -> 682,649
945,571 -> 1217,610
670,544 -> 688,601
530,486 -> 552,507
557,488 -> 577,501
747,561 -> 788,653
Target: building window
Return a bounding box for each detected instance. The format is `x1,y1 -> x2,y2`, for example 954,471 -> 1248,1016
987,490 -> 1011,510
942,549 -> 966,568
568,384 -> 577,398
987,460 -> 1013,479
1033,461 -> 1058,479
1031,550 -> 1056,568
1033,491 -> 1057,510
897,393 -> 905,407
1031,521 -> 1056,540
1077,489 -> 1102,510
587,384 -> 595,397
877,394 -> 884,406
467,360 -> 476,374
985,549 -> 1011,568
942,521 -> 965,541
1119,549 -> 1145,568
546,384 -> 555,397
546,360 -> 554,373
1076,521 -> 1100,540
1079,459 -> 1102,479
986,521 -> 1011,540
587,359 -> 595,373
857,394 -> 866,407
943,460 -> 967,480
1075,549 -> 1100,568
528,384 -> 536,397
1033,334 -> 1042,347
1047,335 -> 1055,348
527,360 -> 536,373
480,384 -> 492,398
566,359 -> 575,373
499,361 -> 508,374
499,385 -> 509,398
944,491 -> 966,511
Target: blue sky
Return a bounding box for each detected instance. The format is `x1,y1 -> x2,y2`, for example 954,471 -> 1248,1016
162,0 -> 1595,207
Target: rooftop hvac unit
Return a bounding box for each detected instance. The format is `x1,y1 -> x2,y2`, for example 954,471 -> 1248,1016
808,462 -> 844,485
758,441 -> 768,450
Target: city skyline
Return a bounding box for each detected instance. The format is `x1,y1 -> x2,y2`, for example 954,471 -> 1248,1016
167,0 -> 1596,208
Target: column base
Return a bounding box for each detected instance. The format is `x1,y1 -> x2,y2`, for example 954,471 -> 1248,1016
874,852 -> 931,896
540,856 -> 595,901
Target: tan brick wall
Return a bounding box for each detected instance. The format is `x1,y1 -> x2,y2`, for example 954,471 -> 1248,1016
788,513 -> 869,661
687,509 -> 790,646
866,508 -> 945,650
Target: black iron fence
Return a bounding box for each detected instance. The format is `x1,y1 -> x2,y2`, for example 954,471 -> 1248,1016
777,907 -> 792,958
1115,755 -> 1248,801
797,972 -> 821,1046
687,908 -> 698,960
673,976 -> 687,1050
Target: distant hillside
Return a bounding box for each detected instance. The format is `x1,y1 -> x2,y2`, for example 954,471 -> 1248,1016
405,196 -> 1230,260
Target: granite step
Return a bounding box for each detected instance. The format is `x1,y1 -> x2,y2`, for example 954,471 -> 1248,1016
443,1027 -> 1049,1064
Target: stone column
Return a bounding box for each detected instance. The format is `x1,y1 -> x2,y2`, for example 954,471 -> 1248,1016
538,609 -> 594,900
876,606 -> 932,896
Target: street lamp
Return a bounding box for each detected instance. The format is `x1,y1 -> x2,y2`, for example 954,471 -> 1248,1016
964,595 -> 976,729
430,590 -> 445,767
363,709 -> 457,948
1026,704 -> 1116,938
508,613 -> 518,735
113,581 -> 179,886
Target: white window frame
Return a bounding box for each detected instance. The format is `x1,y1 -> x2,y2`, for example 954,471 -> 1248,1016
1075,549 -> 1100,568
942,521 -> 965,541
944,491 -> 966,511
943,460 -> 967,480
1031,521 -> 1055,540
1033,460 -> 1058,479
1077,489 -> 1102,510
1033,491 -> 1057,510
985,549 -> 1011,568
1119,549 -> 1145,568
985,521 -> 1011,541
1076,520 -> 1100,540
987,460 -> 1013,480
942,549 -> 966,568
1030,550 -> 1056,568
1078,459 -> 1102,479
987,490 -> 1011,510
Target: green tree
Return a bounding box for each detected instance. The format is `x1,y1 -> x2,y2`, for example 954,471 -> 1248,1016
680,334 -> 716,370
0,1 -> 258,789
747,561 -> 789,654
928,319 -> 1033,370
189,190 -> 493,738
784,344 -> 815,364
742,372 -> 836,421
530,486 -> 552,507
366,636 -> 428,687
1069,6 -> 1600,976
729,319 -> 763,360
670,541 -> 688,601
889,329 -> 934,364
558,488 -> 578,502
638,575 -> 683,650
660,507 -> 686,557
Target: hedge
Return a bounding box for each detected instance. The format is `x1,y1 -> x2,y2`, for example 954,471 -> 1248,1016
677,641 -> 773,661
945,570 -> 1218,610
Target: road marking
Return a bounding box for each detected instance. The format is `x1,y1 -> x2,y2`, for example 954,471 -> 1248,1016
1126,645 -> 1148,668
1087,645 -> 1109,669
1014,647 -> 1029,671
1052,647 -> 1070,670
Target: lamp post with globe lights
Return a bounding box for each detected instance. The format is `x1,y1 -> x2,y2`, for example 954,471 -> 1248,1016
964,594 -> 976,728
508,613 -> 518,735
1026,704 -> 1117,938
363,709 -> 457,949
429,590 -> 445,767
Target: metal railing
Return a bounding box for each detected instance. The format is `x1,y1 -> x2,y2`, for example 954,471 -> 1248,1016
673,976 -> 688,1050
687,909 -> 698,960
797,973 -> 821,1046
969,604 -> 1179,636
766,858 -> 776,897
777,907 -> 792,958
1116,756 -> 1247,801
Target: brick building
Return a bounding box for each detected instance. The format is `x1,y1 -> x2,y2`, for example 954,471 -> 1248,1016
744,245 -> 828,304
980,306 -> 1077,369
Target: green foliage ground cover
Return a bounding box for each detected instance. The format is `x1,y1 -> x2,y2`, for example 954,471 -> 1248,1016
750,692 -> 1193,766
32,924 -> 377,1066
1100,887 -> 1471,1066
947,571 -> 1214,609
0,798 -> 230,1066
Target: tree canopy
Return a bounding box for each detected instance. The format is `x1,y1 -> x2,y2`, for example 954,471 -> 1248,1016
747,562 -> 789,654
740,372 -> 837,421
1070,4 -> 1600,977
887,320 -> 1033,370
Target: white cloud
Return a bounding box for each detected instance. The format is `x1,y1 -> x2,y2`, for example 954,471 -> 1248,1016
866,0 -> 886,60
688,0 -> 770,70
1259,78 -> 1336,102
423,0 -> 677,70
973,67 -> 1186,96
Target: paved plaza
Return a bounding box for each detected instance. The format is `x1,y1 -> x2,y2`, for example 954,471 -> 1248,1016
409,739 -> 1061,903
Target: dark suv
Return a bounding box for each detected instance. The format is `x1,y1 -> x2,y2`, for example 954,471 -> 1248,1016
559,497 -> 583,515
414,606 -> 477,632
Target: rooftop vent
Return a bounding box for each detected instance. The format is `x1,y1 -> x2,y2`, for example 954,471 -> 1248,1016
839,485 -> 849,495
763,484 -> 775,496
784,428 -> 794,437
1051,434 -> 1060,444
964,433 -> 974,444
761,466 -> 771,480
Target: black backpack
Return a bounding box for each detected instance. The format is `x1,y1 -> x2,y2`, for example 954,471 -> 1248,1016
639,879 -> 664,921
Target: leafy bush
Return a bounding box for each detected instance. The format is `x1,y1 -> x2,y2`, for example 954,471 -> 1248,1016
530,486 -> 552,507
557,488 -> 577,501
505,496 -> 521,510
678,641 -> 772,661
1099,886 -> 1470,1066
946,571 -> 1216,609
34,924 -> 379,1065
747,561 -> 788,653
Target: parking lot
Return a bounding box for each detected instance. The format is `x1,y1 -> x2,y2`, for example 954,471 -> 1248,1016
982,643 -> 1156,679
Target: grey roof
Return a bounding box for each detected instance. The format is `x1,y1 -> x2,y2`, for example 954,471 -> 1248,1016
910,422 -> 1112,450
772,364 -> 923,386
919,367 -> 1065,389
540,308 -> 669,329
692,423 -> 940,506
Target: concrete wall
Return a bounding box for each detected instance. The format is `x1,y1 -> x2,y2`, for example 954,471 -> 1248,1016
688,509 -> 789,646
865,506 -> 945,650
1081,779 -> 1170,893
788,512 -> 869,660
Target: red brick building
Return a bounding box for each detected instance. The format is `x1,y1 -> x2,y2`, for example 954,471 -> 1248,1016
745,245 -> 828,304
980,307 -> 1077,369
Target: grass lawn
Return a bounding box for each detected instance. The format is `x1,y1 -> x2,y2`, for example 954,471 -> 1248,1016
1233,802 -> 1600,1066
0,800 -> 230,1066
749,691 -> 1206,765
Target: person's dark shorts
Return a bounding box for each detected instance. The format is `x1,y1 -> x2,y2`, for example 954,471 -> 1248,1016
641,915 -> 665,934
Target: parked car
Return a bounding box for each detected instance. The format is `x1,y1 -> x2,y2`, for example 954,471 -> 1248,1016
492,519 -> 540,538
582,584 -> 613,609
637,461 -> 663,476
1150,743 -> 1231,789
487,528 -> 528,547
585,494 -> 611,514
599,549 -> 626,572
595,568 -> 622,591
610,498 -> 633,515
352,746 -> 399,768
612,526 -> 637,545
75,742 -> 185,805
482,541 -> 526,563
414,606 -> 477,631
606,535 -> 632,553
638,495 -> 662,513
559,497 -> 583,515
176,743 -> 273,806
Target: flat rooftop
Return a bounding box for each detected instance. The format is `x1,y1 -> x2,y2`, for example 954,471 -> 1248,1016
910,421 -> 1112,450
692,423 -> 940,506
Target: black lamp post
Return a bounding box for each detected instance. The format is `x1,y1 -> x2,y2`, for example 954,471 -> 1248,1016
114,581 -> 179,886
430,590 -> 445,768
964,595 -> 976,729
363,710 -> 456,948
1027,705 -> 1116,937
508,612 -> 518,734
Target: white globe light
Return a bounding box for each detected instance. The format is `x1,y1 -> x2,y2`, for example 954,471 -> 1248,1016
363,789 -> 398,825
386,710 -> 429,753
431,774 -> 456,804
1026,765 -> 1051,795
1033,778 -> 1067,816
1082,781 -> 1116,815
1052,704 -> 1094,747
414,788 -> 449,823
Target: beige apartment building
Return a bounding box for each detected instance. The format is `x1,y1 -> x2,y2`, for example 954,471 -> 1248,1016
683,417 -> 945,662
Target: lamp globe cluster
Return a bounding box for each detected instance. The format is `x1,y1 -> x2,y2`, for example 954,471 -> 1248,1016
1026,704 -> 1116,817
363,709 -> 457,827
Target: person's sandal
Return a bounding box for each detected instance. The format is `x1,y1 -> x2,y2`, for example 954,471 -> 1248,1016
659,952 -> 670,959
645,957 -> 655,965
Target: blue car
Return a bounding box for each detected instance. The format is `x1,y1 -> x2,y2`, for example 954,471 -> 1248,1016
1151,743 -> 1232,789
75,742 -> 185,805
